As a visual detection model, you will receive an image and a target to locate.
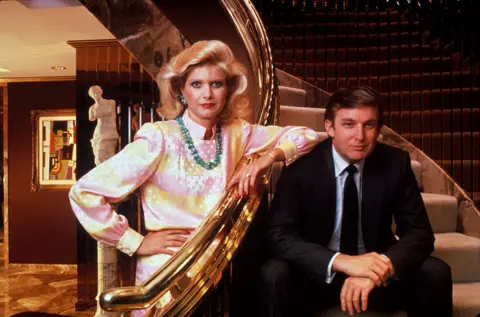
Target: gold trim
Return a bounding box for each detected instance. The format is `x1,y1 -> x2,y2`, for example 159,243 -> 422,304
0,76 -> 75,83
31,109 -> 76,192
2,83 -> 8,266
222,0 -> 278,126
67,39 -> 120,48
8,263 -> 77,273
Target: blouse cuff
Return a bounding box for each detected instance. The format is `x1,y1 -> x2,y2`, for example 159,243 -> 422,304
116,228 -> 144,256
276,140 -> 298,166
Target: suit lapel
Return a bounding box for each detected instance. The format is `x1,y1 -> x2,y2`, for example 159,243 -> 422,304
314,140 -> 337,242
361,148 -> 385,251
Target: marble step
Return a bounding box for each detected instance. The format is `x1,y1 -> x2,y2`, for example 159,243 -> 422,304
452,282 -> 480,317
433,233 -> 480,283
280,105 -> 326,132
422,193 -> 458,233
279,86 -> 306,107
410,160 -> 422,188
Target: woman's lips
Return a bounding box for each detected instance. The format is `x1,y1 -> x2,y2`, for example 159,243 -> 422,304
201,103 -> 215,108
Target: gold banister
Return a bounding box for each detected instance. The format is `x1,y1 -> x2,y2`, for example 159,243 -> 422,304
99,0 -> 277,315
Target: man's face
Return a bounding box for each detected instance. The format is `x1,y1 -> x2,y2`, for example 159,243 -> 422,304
325,105 -> 380,163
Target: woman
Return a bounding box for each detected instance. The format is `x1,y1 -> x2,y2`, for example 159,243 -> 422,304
69,40 -> 320,315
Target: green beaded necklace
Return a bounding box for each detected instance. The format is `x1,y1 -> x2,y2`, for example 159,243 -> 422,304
176,117 -> 223,170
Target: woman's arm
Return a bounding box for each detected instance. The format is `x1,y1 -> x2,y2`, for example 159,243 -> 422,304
69,123 -> 164,256
88,106 -> 97,121
243,122 -> 320,165
226,121 -> 320,196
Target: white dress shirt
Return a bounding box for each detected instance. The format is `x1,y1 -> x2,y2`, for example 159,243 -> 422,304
325,145 -> 366,283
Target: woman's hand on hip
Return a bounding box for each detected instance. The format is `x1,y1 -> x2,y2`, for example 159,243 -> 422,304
136,227 -> 195,256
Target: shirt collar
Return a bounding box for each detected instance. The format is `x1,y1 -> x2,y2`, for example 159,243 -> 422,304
182,110 -> 216,140
332,144 -> 364,178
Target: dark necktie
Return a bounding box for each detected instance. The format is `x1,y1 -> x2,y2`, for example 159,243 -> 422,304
340,164 -> 359,255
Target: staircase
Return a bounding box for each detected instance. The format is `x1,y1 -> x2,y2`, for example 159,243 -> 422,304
270,6 -> 480,207
274,83 -> 480,316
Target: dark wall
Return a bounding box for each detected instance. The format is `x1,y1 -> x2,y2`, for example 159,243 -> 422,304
8,81 -> 76,264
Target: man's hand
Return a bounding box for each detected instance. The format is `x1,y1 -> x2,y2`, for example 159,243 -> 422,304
136,227 -> 195,256
340,277 -> 376,315
333,252 -> 395,287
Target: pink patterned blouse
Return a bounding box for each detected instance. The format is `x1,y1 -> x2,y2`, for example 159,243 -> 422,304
69,110 -> 319,305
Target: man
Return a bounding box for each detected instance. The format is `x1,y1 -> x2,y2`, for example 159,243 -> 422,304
261,86 -> 452,316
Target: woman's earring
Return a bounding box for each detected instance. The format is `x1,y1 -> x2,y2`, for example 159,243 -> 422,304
178,94 -> 188,106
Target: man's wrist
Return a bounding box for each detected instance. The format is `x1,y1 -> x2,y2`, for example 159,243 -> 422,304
332,253 -> 350,274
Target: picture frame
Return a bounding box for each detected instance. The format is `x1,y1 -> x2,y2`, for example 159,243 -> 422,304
31,109 -> 76,191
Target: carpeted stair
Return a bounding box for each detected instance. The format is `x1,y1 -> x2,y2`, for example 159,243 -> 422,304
274,85 -> 480,317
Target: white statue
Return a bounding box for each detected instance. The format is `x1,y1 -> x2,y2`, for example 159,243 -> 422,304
88,85 -> 121,317
88,85 -> 119,166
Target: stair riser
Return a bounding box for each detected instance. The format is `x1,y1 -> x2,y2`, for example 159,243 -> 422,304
433,249 -> 480,283
278,87 -> 307,107
279,106 -> 326,132
422,194 -> 458,233
452,283 -> 480,317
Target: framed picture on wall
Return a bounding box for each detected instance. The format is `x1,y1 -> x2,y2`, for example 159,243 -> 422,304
31,109 -> 76,191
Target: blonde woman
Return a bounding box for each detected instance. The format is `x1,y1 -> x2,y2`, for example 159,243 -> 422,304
70,40 -> 320,316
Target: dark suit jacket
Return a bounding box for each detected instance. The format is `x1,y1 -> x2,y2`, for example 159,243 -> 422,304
267,138 -> 435,281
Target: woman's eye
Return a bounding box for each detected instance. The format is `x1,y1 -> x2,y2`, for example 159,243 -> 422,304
212,81 -> 223,88
191,81 -> 201,88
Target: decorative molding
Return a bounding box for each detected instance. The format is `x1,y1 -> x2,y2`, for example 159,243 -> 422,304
0,76 -> 75,83
2,83 -> 8,266
67,39 -> 120,48
7,263 -> 77,273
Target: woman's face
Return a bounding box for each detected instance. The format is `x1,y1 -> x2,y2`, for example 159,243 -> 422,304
180,64 -> 228,128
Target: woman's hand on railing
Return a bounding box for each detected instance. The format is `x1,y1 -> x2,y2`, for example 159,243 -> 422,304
226,148 -> 285,197
136,228 -> 195,256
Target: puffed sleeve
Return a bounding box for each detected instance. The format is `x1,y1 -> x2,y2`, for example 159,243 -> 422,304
69,122 -> 164,256
241,121 -> 320,166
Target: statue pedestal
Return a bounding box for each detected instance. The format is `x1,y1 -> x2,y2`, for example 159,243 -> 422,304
95,242 -> 121,317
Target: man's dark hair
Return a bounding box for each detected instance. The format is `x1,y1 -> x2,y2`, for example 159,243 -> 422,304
325,86 -> 383,128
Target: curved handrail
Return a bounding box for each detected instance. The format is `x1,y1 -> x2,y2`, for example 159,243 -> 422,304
99,0 -> 277,314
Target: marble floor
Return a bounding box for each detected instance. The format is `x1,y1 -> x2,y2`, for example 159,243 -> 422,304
0,243 -> 94,317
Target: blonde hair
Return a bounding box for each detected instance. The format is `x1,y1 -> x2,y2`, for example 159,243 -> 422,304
156,40 -> 251,123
